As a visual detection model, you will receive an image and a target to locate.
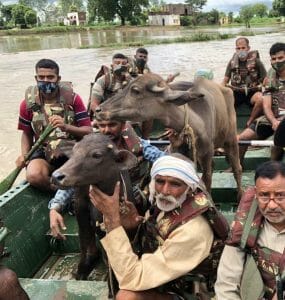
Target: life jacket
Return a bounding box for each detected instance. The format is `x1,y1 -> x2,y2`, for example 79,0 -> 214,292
264,68 -> 285,116
127,56 -> 150,78
226,187 -> 285,300
133,191 -> 229,298
25,82 -> 76,162
230,50 -> 261,89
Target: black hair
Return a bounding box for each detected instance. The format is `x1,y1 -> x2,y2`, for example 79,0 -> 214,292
112,53 -> 127,60
254,161 -> 285,182
136,47 -> 148,55
35,59 -> 59,75
269,43 -> 285,56
235,37 -> 249,46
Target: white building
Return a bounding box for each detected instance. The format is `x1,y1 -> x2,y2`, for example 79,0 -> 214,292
64,12 -> 86,26
148,12 -> 180,26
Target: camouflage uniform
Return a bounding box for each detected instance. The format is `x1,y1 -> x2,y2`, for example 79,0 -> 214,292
225,187 -> 285,299
132,191 -> 229,299
24,82 -> 77,164
250,68 -> 285,139
127,57 -> 151,78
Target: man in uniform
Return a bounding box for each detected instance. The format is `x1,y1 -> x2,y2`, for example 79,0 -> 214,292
222,37 -> 267,127
89,53 -> 131,115
128,47 -> 151,78
238,42 -> 285,165
16,59 -> 92,191
49,116 -> 164,239
215,160 -> 285,300
90,154 -> 229,300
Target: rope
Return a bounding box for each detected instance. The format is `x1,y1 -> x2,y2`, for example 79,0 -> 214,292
179,105 -> 197,166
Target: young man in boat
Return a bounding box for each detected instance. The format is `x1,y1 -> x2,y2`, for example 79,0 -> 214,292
89,53 -> 131,115
16,59 -> 92,191
49,116 -> 165,239
237,42 -> 285,165
215,160 -> 285,300
89,154 -> 229,300
222,37 -> 267,127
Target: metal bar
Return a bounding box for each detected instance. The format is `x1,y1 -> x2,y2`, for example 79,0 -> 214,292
148,140 -> 275,147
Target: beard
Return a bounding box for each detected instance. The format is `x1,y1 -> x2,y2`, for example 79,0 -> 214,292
155,188 -> 189,212
262,207 -> 285,225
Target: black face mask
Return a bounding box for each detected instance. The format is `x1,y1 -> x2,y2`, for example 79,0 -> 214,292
113,64 -> 128,76
272,60 -> 285,73
37,81 -> 58,94
136,58 -> 146,69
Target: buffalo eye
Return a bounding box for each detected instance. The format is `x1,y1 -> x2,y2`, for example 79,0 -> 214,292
91,151 -> 101,159
131,86 -> 140,96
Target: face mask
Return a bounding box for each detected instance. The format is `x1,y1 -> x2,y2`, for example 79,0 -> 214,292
37,81 -> 58,94
136,58 -> 146,69
238,51 -> 248,60
272,60 -> 285,73
113,64 -> 128,76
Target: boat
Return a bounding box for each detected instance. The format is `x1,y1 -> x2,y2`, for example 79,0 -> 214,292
0,104 -> 271,299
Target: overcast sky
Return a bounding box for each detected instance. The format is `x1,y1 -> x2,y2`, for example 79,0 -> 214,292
2,0 -> 274,13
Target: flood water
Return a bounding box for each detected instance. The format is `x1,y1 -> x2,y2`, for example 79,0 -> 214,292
0,27 -> 284,180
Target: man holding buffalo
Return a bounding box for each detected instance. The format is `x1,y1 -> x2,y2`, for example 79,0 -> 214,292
90,154 -> 229,300
49,116 -> 164,239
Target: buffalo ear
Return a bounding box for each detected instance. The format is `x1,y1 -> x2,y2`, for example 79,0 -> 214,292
164,89 -> 204,106
55,140 -> 76,158
114,149 -> 138,170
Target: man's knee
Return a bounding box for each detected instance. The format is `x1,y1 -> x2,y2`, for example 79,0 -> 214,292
251,92 -> 263,106
116,290 -> 139,300
0,267 -> 19,288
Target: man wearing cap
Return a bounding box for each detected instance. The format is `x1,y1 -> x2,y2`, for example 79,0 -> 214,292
90,154 -> 228,300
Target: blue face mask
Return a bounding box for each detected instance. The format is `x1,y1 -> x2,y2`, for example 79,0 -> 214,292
238,51 -> 248,60
37,81 -> 58,94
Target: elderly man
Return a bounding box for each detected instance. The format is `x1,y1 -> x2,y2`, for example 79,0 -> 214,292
215,160 -> 285,300
90,154 -> 229,300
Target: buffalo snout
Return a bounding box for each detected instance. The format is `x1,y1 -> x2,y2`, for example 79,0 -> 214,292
51,170 -> 66,187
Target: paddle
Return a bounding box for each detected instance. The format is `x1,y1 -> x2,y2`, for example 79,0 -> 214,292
274,118 -> 285,147
0,124 -> 55,195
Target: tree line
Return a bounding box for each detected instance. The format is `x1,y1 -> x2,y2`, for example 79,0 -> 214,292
0,0 -> 284,29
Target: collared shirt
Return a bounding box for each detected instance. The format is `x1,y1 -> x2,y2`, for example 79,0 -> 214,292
215,221 -> 285,300
101,215 -> 213,291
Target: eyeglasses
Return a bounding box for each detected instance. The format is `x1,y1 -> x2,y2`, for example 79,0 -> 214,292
257,192 -> 285,204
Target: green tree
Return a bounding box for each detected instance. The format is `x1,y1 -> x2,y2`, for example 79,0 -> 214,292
25,9 -> 37,26
58,0 -> 84,16
12,4 -> 30,27
252,3 -> 268,17
207,9 -> 219,24
185,0 -> 207,12
89,0 -> 149,26
239,4 -> 254,28
1,4 -> 15,23
228,11 -> 233,23
273,0 -> 285,16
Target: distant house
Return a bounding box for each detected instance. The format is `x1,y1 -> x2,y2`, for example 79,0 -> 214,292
64,12 -> 86,26
161,4 -> 193,16
219,16 -> 229,25
148,12 -> 180,26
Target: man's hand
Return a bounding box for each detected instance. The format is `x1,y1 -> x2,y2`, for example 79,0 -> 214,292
15,154 -> 26,168
49,115 -> 67,131
120,201 -> 144,231
49,209 -> 66,240
89,182 -> 121,233
272,119 -> 281,131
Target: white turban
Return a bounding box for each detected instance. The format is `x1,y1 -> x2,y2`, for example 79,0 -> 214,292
149,155 -> 201,203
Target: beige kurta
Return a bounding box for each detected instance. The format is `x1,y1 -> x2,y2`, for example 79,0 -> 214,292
101,215 -> 214,291
215,220 -> 285,300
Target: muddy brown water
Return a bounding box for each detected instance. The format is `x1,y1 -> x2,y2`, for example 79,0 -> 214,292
0,30 -> 284,181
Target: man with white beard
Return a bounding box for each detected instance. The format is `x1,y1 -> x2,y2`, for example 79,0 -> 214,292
89,153 -> 229,300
